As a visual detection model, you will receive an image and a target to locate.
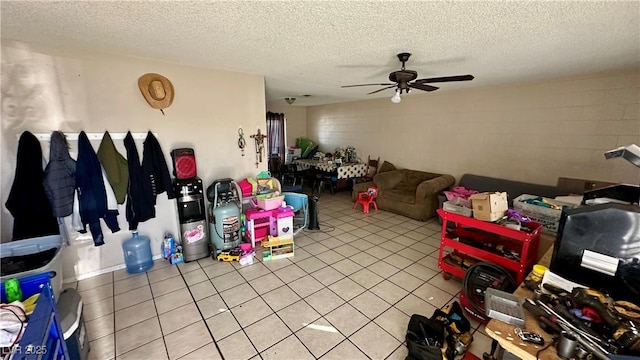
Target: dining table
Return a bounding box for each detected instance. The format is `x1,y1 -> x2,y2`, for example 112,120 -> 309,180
293,159 -> 369,179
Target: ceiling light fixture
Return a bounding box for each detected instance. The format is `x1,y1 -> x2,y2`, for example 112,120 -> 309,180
285,97 -> 296,105
391,90 -> 401,103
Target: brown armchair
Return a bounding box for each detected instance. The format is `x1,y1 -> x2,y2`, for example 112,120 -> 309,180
354,169 -> 455,221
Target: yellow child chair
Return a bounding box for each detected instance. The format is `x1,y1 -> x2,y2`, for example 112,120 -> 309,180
353,186 -> 378,214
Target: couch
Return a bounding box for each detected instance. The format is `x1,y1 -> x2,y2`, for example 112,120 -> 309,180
353,169 -> 455,221
445,174 -> 563,208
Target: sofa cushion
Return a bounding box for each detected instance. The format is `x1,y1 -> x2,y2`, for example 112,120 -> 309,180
403,170 -> 440,191
379,161 -> 396,173
458,174 -> 561,207
383,189 -> 416,204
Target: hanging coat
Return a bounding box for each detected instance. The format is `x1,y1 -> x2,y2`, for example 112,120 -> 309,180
75,131 -> 119,246
43,131 -> 76,217
142,131 -> 175,201
97,131 -> 129,204
124,131 -> 155,230
5,131 -> 59,240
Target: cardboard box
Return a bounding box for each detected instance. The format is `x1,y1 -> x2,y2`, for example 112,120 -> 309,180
513,194 -> 576,234
470,192 -> 508,222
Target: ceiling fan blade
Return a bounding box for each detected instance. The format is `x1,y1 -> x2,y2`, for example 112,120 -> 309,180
410,83 -> 439,92
414,74 -> 474,83
341,83 -> 395,88
367,85 -> 396,95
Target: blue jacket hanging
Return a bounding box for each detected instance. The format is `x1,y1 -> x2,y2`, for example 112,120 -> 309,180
75,131 -> 120,246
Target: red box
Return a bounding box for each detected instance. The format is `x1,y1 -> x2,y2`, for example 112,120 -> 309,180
238,178 -> 254,198
171,148 -> 197,179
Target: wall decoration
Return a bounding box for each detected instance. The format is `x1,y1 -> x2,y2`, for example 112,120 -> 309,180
250,128 -> 267,168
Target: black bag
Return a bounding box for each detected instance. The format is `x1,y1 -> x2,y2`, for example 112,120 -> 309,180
406,302 -> 474,360
405,314 -> 445,360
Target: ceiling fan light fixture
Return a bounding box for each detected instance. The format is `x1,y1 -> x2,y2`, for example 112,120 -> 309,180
391,90 -> 401,103
285,97 -> 296,105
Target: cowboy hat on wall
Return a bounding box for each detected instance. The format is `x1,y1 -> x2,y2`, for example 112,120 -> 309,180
138,73 -> 174,114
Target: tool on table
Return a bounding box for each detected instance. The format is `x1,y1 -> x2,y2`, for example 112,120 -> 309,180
557,331 -> 579,359
536,300 -> 612,360
522,298 -> 562,333
484,288 -> 526,327
514,327 -> 545,345
571,287 -> 640,354
613,300 -> 640,321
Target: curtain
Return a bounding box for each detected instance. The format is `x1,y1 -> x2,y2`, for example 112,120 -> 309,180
266,111 -> 285,160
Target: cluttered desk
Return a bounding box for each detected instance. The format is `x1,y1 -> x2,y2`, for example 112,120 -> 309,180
484,198 -> 640,360
480,145 -> 640,360
485,247 -> 558,360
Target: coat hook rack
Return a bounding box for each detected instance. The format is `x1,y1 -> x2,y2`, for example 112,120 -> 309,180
23,132 -> 157,141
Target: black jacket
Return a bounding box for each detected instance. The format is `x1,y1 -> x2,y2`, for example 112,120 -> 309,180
125,131 -> 155,230
43,131 -> 76,217
6,131 -> 59,240
142,131 -> 175,201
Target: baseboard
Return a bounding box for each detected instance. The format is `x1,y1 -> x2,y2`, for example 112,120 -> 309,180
63,254 -> 165,283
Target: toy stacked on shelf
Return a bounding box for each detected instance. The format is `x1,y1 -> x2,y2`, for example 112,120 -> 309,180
244,205 -> 294,248
261,235 -> 295,261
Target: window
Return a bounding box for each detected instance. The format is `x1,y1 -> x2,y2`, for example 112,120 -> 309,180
266,111 -> 285,159
266,111 -> 285,177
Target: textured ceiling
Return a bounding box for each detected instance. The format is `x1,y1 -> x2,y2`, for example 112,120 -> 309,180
2,1 -> 639,106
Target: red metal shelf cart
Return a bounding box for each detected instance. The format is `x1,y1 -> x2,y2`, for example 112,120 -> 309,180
436,209 -> 542,284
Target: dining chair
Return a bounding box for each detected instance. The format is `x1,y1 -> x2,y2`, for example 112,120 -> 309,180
356,156 -> 380,183
268,156 -> 284,182
312,169 -> 335,196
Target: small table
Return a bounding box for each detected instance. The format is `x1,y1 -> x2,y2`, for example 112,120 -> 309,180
484,245 -> 559,360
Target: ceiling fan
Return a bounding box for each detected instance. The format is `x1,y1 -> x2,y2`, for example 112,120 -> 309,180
341,52 -> 474,103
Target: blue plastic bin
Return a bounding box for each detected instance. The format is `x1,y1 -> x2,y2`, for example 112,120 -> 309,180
1,272 -> 69,360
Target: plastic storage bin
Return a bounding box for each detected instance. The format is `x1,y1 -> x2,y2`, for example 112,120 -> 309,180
255,194 -> 284,210
1,272 -> 69,359
1,235 -> 64,300
57,288 -> 89,360
443,201 -> 472,217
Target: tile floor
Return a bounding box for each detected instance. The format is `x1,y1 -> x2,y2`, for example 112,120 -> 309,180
68,191 -> 493,360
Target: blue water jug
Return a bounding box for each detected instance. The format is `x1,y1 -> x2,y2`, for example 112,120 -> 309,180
122,231 -> 154,274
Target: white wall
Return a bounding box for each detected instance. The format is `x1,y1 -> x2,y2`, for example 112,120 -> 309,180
1,41 -> 267,281
267,101 -> 308,147
307,70 -> 640,186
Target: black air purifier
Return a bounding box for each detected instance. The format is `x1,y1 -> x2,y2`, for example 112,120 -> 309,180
308,195 -> 320,230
